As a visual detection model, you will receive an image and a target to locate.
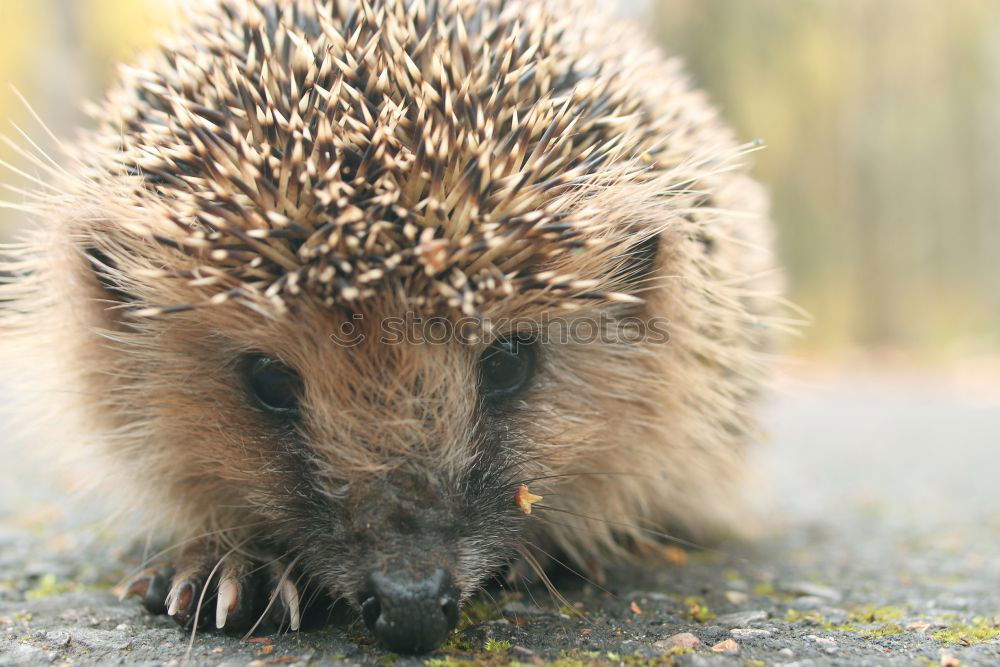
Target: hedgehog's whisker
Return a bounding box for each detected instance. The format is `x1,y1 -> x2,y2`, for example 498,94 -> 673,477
243,552 -> 301,641
518,470 -> 649,485
531,504 -> 712,553
122,520 -> 272,584
2,123 -> 67,179
469,578 -> 506,627
185,536 -> 254,662
522,539 -> 612,599
0,156 -> 62,193
297,571 -> 329,629
9,85 -> 71,158
511,556 -> 547,623
515,546 -> 578,618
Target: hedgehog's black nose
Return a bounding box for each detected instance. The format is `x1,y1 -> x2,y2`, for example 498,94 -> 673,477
360,568 -> 459,653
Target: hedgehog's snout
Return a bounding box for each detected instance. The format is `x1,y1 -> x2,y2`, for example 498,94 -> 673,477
360,568 -> 459,653
331,472 -> 468,652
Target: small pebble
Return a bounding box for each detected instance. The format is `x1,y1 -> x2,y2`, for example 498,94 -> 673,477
654,632 -> 702,650
779,581 -> 841,602
42,630 -> 70,647
724,590 -> 749,605
788,595 -> 825,610
806,635 -> 837,654
714,609 -> 768,626
730,628 -> 772,639
778,647 -> 795,658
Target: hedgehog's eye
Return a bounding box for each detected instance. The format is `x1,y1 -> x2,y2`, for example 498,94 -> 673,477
244,355 -> 302,415
480,334 -> 537,399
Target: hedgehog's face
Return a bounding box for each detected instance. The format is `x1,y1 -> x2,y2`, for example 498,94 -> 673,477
250,325 -> 527,653
146,304 -> 524,650
81,271 -> 647,651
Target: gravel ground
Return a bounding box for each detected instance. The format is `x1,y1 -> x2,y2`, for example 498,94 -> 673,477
2,367 -> 999,666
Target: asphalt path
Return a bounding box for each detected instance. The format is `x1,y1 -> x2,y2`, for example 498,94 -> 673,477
2,366 -> 999,665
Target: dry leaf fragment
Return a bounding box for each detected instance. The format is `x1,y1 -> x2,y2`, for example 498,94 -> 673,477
515,484 -> 543,514
662,546 -> 689,566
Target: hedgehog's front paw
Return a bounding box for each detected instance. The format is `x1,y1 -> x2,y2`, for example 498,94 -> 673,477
122,550 -> 308,633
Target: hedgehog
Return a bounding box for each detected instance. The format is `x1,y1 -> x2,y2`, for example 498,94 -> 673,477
0,0 -> 782,654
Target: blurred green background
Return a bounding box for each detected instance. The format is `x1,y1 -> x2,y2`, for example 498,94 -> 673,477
1,0 -> 998,358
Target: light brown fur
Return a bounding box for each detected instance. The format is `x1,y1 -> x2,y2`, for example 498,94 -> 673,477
1,0 -> 783,646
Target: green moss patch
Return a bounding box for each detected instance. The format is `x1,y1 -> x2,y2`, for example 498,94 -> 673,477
484,638 -> 511,653
24,575 -> 76,601
784,607 -> 907,637
862,623 -> 905,638
931,617 -> 1000,645
849,605 -> 905,624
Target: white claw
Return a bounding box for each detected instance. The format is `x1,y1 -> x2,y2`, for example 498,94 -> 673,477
279,578 -> 301,631
216,578 -> 238,629
166,584 -> 181,617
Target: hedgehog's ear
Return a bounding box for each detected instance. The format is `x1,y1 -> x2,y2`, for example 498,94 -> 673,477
616,232 -> 661,295
629,232 -> 661,283
83,245 -> 138,309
